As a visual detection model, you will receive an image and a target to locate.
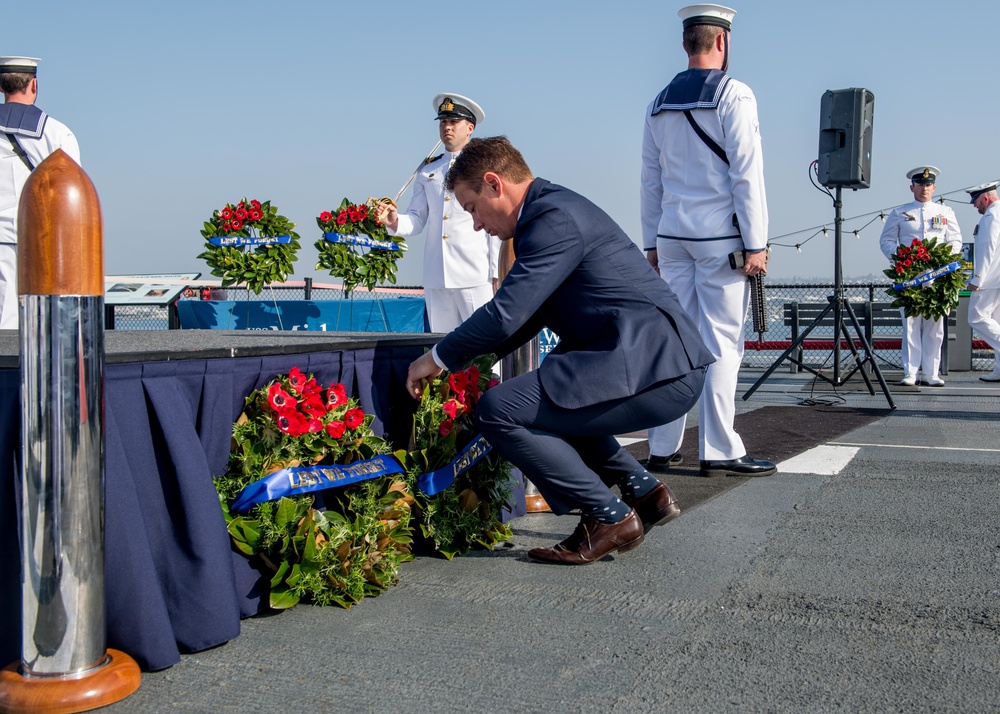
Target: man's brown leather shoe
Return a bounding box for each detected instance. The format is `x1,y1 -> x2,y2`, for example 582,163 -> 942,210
623,481 -> 681,533
527,510 -> 644,565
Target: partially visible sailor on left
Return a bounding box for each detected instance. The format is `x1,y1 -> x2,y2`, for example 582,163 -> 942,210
0,56 -> 80,329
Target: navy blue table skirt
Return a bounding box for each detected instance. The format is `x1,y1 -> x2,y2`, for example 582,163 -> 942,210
0,343 -> 425,671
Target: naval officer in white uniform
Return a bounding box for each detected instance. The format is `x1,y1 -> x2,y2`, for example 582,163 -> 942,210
0,56 -> 80,329
379,94 -> 500,333
640,4 -> 775,478
878,166 -> 962,386
966,181 -> 1000,382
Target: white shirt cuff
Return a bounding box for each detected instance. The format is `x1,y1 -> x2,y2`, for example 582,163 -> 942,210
430,345 -> 447,369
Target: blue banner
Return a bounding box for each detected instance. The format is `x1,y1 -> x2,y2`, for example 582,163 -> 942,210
417,434 -> 493,496
176,298 -> 427,332
209,234 -> 293,247
324,232 -> 401,251
893,261 -> 962,291
230,454 -> 405,513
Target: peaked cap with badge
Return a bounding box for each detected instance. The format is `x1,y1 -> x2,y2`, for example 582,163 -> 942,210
967,180 -> 999,203
907,166 -> 940,185
432,93 -> 485,126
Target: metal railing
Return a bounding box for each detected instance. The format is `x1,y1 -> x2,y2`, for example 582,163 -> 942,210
103,279 -> 996,372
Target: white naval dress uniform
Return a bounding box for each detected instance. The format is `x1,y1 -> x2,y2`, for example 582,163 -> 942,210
641,69 -> 767,461
388,150 -> 500,333
969,201 -> 1000,372
878,200 -> 962,380
0,104 -> 80,329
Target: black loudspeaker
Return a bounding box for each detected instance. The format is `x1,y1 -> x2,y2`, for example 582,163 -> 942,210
817,88 -> 874,189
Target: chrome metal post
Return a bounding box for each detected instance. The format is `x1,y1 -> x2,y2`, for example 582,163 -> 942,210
19,296 -> 106,676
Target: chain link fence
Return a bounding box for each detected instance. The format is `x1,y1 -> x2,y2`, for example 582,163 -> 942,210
105,280 -> 995,372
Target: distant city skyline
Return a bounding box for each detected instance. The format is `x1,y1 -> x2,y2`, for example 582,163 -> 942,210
8,0 -> 998,286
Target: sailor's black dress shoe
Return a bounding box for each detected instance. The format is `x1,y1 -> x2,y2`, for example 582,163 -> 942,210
639,451 -> 684,473
699,455 -> 777,478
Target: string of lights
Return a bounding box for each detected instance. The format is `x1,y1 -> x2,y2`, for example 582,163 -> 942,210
769,162 -> 990,254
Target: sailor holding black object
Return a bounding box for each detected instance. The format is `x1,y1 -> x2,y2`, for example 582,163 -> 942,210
966,180 -> 1000,382
878,166 -> 962,387
0,56 -> 80,329
377,94 -> 500,333
640,4 -> 775,478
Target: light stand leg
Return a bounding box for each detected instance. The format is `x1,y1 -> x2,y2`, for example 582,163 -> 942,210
744,187 -> 895,410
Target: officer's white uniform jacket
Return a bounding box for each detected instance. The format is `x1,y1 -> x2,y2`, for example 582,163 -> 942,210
641,70 -> 768,253
878,200 -> 962,262
971,202 -> 1000,290
388,150 -> 499,289
0,104 -> 80,244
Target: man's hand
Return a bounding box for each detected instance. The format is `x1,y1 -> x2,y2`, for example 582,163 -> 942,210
375,201 -> 399,232
406,350 -> 444,399
741,250 -> 768,277
646,248 -> 659,275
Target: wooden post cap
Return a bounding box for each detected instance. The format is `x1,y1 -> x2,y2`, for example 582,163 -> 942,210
17,149 -> 104,296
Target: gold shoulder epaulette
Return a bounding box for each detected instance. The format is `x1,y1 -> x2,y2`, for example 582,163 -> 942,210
425,153 -> 444,165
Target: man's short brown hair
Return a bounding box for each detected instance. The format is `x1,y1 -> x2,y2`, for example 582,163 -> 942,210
683,25 -> 723,55
445,136 -> 533,193
0,73 -> 33,95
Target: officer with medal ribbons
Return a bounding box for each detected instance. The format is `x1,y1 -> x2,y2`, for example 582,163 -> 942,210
878,166 -> 962,386
0,56 -> 80,329
966,180 -> 1000,382
378,94 -> 500,333
640,4 -> 776,478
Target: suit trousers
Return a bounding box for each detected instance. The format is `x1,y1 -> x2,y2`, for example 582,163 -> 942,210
474,366 -> 705,516
648,237 -> 748,461
900,310 -> 945,379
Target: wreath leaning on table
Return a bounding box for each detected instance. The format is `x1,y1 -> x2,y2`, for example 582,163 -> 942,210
214,367 -> 414,609
883,237 -> 970,320
315,198 -> 407,293
198,198 -> 301,294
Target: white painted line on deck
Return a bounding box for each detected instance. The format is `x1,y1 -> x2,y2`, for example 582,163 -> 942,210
832,441 -> 1000,453
616,436 -> 645,447
777,445 -> 860,475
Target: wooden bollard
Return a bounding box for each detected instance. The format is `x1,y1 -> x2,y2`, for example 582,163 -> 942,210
497,241 -> 549,513
0,150 -> 140,713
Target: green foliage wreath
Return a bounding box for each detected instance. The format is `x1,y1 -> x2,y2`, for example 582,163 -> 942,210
883,237 -> 970,320
198,198 -> 301,294
214,367 -> 413,609
315,198 -> 407,293
394,354 -> 513,560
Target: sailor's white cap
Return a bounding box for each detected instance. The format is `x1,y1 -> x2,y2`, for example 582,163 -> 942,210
967,181 -> 999,203
0,56 -> 40,76
906,166 -> 940,185
678,4 -> 736,30
432,93 -> 485,126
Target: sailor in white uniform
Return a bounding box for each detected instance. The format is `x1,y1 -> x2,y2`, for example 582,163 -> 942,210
0,56 -> 80,329
640,4 -> 775,478
380,94 -> 499,333
878,166 -> 962,386
966,181 -> 1000,382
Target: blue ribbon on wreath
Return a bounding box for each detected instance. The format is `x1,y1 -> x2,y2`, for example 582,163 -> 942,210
323,232 -> 402,251
417,434 -> 493,496
209,234 -> 292,247
230,454 -> 405,513
892,261 -> 962,291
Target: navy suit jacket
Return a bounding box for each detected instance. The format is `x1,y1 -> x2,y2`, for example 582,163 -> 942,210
435,178 -> 714,409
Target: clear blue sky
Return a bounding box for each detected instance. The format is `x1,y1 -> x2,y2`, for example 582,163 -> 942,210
9,0 -> 1000,285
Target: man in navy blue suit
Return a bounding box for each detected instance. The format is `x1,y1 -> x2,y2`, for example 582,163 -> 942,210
406,136 -> 714,565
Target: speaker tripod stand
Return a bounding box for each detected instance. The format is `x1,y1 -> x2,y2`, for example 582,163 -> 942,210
743,186 -> 896,410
